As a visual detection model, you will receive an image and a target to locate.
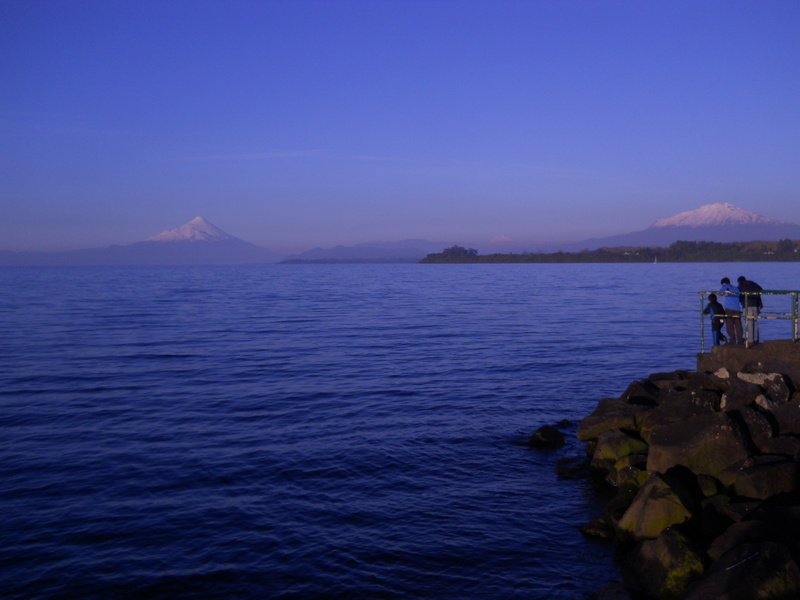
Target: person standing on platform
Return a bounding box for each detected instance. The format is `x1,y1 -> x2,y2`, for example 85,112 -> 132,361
719,277 -> 743,344
703,294 -> 727,346
737,276 -> 763,345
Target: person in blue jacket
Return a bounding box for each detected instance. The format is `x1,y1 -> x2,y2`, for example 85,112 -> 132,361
719,277 -> 743,344
703,294 -> 727,346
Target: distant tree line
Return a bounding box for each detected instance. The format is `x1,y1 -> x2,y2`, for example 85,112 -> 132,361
420,239 -> 800,263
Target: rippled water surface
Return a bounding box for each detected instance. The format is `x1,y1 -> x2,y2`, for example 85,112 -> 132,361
2,262 -> 798,599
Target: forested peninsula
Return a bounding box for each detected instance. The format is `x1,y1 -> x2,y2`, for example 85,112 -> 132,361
420,239 -> 800,264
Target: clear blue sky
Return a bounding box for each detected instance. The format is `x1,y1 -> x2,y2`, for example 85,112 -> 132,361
2,0 -> 799,252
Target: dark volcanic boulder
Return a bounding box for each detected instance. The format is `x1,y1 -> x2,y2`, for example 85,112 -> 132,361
770,397 -> 800,436
728,406 -> 776,453
617,471 -> 699,541
682,541 -> 800,600
647,412 -> 753,478
718,455 -> 800,501
527,425 -> 565,448
707,520 -> 771,562
578,360 -> 800,600
738,372 -> 793,410
580,515 -> 616,540
720,379 -> 765,411
759,434 -> 800,457
577,398 -> 653,442
743,358 -> 800,391
637,389 -> 720,444
656,388 -> 720,419
606,453 -> 649,489
619,379 -> 660,405
647,370 -> 692,389
700,493 -> 760,528
592,429 -> 648,466
627,528 -> 705,600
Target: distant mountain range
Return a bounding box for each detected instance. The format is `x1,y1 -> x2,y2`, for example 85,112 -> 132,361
547,203 -> 800,252
2,203 -> 799,266
0,217 -> 283,266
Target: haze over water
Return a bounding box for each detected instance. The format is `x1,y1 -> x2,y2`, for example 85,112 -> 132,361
2,262 -> 799,599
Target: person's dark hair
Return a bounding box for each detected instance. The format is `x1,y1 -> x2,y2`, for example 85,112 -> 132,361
738,276 -> 746,283
721,277 -> 730,284
708,294 -> 717,301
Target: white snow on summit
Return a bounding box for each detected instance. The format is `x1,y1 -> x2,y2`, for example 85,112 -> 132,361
649,203 -> 784,229
146,217 -> 233,242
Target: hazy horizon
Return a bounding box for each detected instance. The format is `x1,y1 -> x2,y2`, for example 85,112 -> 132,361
2,1 -> 799,253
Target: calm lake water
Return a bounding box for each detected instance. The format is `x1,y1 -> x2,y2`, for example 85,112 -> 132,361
2,262 -> 798,599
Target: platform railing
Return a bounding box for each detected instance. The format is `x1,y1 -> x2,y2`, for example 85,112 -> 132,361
699,290 -> 799,352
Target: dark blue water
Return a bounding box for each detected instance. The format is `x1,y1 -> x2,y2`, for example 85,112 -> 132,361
2,263 -> 798,599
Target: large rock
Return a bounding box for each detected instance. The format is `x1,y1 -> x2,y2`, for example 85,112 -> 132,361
637,389 -> 721,444
577,398 -> 652,442
579,356 -> 800,600
647,412 -> 753,478
728,406 -> 775,453
617,471 -> 698,541
593,429 -> 648,464
707,521 -> 771,561
718,455 -> 800,500
770,397 -> 800,436
527,425 -> 565,448
627,528 -> 705,600
657,388 -> 720,420
682,541 -> 800,600
737,372 -> 793,409
743,357 -> 800,391
647,370 -> 693,389
759,434 -> 800,457
700,494 -> 760,528
619,379 -> 661,405
720,379 -> 766,411
606,453 -> 649,489
580,515 -> 616,541
686,370 -> 731,393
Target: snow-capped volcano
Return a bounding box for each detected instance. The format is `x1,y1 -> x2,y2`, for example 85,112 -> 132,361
547,202 -> 800,251
650,203 -> 784,229
146,216 -> 233,242
0,216 -> 284,265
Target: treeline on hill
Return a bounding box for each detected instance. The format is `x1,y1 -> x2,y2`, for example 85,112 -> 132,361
420,239 -> 800,263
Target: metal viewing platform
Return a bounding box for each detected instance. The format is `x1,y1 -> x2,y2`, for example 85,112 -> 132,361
699,290 -> 800,352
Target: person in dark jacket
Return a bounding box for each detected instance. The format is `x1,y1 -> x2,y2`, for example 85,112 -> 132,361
703,294 -> 727,346
737,276 -> 763,344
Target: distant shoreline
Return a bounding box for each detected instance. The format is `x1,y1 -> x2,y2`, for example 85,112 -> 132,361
420,240 -> 800,264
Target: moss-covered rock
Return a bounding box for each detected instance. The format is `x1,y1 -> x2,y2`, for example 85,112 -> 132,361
577,356 -> 800,600
647,412 -> 753,478
627,528 -> 705,600
577,398 -> 653,442
617,472 -> 697,541
593,429 -> 648,462
606,453 -> 650,489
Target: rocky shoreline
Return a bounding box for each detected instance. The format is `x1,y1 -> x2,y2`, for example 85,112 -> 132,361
555,340 -> 800,600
